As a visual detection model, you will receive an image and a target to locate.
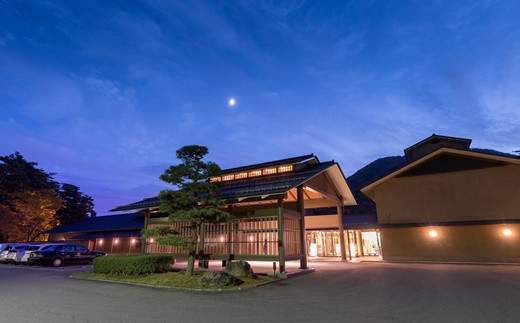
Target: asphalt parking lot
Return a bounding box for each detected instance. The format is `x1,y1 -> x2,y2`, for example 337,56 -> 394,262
1,261 -> 520,322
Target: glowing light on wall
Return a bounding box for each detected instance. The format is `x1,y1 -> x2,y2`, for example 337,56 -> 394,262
503,229 -> 512,236
99,239 -> 103,245
150,238 -> 154,243
249,236 -> 254,241
428,230 -> 438,238
115,239 -> 119,244
220,236 -> 225,242
131,239 -> 136,244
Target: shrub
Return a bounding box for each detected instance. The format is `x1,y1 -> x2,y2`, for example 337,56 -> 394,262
93,254 -> 174,275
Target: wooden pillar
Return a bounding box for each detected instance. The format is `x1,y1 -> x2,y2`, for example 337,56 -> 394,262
376,229 -> 382,258
297,185 -> 308,269
142,209 -> 150,254
227,205 -> 233,262
337,205 -> 347,261
353,231 -> 359,257
277,198 -> 285,273
346,230 -> 352,260
198,222 -> 206,268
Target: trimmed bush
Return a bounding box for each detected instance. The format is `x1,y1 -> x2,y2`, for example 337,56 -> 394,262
93,254 -> 174,275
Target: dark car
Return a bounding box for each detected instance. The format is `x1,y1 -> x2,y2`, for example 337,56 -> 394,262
27,244 -> 106,267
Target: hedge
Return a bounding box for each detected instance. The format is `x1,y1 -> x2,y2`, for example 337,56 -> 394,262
93,254 -> 174,275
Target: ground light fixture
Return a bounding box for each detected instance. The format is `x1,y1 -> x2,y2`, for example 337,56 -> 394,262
428,229 -> 438,238
503,229 -> 512,236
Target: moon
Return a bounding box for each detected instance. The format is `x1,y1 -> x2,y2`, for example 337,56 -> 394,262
228,98 -> 236,107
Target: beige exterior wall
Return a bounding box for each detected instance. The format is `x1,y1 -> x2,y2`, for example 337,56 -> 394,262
375,164 -> 520,224
305,215 -> 339,229
381,224 -> 520,262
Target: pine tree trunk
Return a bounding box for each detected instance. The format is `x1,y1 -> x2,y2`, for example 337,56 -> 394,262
185,222 -> 198,276
186,253 -> 195,276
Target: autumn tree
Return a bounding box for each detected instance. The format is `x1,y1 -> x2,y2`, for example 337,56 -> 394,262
142,145 -> 232,275
10,190 -> 63,241
0,152 -> 93,242
0,152 -> 60,242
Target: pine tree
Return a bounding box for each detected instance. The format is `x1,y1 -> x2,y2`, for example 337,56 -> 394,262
142,145 -> 232,275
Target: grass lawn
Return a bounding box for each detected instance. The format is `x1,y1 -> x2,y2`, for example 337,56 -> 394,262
72,270 -> 280,290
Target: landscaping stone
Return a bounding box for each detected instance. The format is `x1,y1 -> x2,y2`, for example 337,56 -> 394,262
198,271 -> 243,287
225,260 -> 256,278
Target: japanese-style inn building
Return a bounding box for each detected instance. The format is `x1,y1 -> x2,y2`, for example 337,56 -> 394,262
362,134 -> 520,263
109,155 -> 357,271
42,134 -> 520,266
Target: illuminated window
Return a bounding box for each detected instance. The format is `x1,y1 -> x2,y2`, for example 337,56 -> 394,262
222,174 -> 235,181
248,170 -> 262,177
262,168 -> 277,175
210,177 -> 221,182
235,172 -> 248,179
278,165 -> 293,173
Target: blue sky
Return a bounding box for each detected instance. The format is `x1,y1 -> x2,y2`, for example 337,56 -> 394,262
1,1 -> 519,215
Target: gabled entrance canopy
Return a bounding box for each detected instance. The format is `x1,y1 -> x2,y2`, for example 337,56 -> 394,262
111,154 -> 356,212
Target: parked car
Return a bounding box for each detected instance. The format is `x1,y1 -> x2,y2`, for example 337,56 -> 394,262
0,244 -> 14,263
21,244 -> 61,264
28,244 -> 106,267
4,245 -> 33,264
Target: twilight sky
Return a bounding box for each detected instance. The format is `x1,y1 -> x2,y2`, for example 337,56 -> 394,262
1,1 -> 519,215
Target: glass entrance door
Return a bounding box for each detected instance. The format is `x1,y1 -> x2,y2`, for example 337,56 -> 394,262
306,231 -> 341,257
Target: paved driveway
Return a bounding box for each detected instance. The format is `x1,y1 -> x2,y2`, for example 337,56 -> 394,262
1,261 -> 520,322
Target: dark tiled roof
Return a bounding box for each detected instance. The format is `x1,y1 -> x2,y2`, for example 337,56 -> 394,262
111,161 -> 338,212
44,212 -> 144,234
110,197 -> 160,212
71,231 -> 141,239
222,154 -> 316,174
